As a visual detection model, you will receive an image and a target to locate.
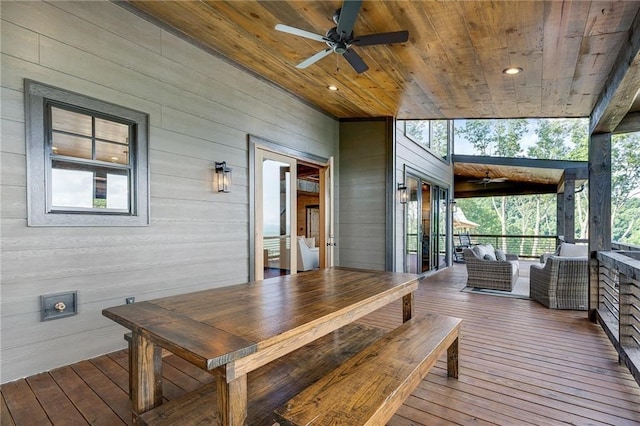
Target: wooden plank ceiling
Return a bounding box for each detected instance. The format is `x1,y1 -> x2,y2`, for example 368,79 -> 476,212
125,1 -> 640,122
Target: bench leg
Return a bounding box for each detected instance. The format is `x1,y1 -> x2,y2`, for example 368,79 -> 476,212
447,337 -> 459,378
402,292 -> 413,322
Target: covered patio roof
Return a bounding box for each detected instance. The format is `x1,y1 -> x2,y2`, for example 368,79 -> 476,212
453,154 -> 588,199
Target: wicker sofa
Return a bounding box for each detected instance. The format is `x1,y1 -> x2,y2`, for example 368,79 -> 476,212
463,245 -> 519,291
530,256 -> 588,310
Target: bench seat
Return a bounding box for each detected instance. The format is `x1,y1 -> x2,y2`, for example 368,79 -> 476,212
274,313 -> 462,426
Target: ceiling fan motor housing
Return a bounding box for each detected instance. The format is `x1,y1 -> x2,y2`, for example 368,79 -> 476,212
326,27 -> 352,54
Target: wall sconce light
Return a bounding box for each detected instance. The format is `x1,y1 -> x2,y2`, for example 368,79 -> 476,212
215,161 -> 232,193
450,199 -> 458,213
398,183 -> 408,204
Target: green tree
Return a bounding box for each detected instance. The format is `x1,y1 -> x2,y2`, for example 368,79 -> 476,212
457,120 -> 494,155
611,132 -> 640,243
528,119 -> 572,159
494,119 -> 527,157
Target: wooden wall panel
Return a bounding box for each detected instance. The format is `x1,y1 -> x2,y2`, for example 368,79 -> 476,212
0,1 -> 337,383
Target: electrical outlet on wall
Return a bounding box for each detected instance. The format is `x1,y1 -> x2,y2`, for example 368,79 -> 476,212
126,297 -> 135,304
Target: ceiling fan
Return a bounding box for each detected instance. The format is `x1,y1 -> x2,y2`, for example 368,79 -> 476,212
274,0 -> 409,73
468,172 -> 508,186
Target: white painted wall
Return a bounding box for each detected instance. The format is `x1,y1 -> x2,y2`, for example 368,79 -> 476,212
0,1 -> 338,383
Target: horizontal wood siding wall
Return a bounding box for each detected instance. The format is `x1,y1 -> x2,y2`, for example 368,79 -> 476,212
0,1 -> 338,383
338,121 -> 388,270
395,122 -> 453,272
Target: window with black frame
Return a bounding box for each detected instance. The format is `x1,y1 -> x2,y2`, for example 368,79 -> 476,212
25,80 -> 149,226
403,119 -> 450,160
47,104 -> 133,213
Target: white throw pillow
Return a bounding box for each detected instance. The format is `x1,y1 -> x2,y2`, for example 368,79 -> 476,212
559,243 -> 588,257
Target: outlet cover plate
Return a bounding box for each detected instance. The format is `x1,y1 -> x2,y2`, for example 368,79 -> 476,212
41,291 -> 77,321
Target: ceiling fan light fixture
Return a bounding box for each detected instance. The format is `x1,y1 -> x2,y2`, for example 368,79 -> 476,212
503,66 -> 523,75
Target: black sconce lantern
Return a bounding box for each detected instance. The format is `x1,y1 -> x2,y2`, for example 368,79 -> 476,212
398,183 -> 408,204
215,161 -> 232,193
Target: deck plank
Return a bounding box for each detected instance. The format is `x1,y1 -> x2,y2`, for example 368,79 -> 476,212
48,366 -> 124,425
25,372 -> 89,426
1,393 -> 16,426
2,264 -> 639,425
1,379 -> 51,425
70,360 -> 133,425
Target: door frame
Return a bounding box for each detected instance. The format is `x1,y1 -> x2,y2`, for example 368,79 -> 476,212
248,135 -> 332,281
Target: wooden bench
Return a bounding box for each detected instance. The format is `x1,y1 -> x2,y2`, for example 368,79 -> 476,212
273,313 -> 462,426
134,323 -> 390,425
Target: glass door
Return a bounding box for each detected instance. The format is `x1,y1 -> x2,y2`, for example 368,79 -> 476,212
405,175 -> 450,274
255,150 -> 297,280
435,187 -> 449,269
405,176 -> 420,274
421,181 -> 432,273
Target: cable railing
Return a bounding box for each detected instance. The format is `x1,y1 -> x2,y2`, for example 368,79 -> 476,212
596,242 -> 640,386
454,234 -> 559,259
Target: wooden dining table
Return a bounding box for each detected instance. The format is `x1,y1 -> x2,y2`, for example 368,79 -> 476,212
102,267 -> 420,425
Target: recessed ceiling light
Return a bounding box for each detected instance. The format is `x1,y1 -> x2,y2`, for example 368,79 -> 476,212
503,67 -> 523,75
327,85 -> 338,91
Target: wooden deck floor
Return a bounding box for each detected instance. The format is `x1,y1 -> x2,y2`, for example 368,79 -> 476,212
3,264 -> 640,425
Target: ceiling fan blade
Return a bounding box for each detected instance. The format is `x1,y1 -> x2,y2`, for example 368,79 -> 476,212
275,24 -> 326,42
354,31 -> 409,46
343,48 -> 369,73
488,178 -> 508,183
336,0 -> 362,37
296,48 -> 333,69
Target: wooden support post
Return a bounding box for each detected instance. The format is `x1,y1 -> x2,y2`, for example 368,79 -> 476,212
402,292 -> 413,322
217,369 -> 248,426
588,132 -> 612,320
556,192 -> 565,245
563,171 -> 576,244
131,332 -> 163,421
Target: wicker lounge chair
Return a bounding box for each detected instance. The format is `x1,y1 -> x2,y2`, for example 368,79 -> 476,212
530,256 -> 588,310
463,246 -> 519,291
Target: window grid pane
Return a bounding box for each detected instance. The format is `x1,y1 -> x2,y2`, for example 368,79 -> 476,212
48,103 -> 133,214
51,160 -> 130,212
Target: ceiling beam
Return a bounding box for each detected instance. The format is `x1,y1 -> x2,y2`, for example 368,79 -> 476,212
454,181 -> 557,199
613,110 -> 640,134
452,155 -> 587,170
590,8 -> 640,134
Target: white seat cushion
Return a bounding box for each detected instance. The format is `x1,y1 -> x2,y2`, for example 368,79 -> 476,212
559,243 -> 588,257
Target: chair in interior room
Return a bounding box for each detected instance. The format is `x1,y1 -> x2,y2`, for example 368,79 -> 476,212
530,246 -> 588,310
463,244 -> 519,291
297,236 -> 319,272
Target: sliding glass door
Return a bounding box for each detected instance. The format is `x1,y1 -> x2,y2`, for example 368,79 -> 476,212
405,175 -> 450,274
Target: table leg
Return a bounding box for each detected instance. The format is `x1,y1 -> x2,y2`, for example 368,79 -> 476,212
217,373 -> 248,426
402,292 -> 414,322
131,332 -> 162,422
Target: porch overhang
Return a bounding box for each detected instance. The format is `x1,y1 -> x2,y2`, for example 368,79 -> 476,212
453,155 -> 588,199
